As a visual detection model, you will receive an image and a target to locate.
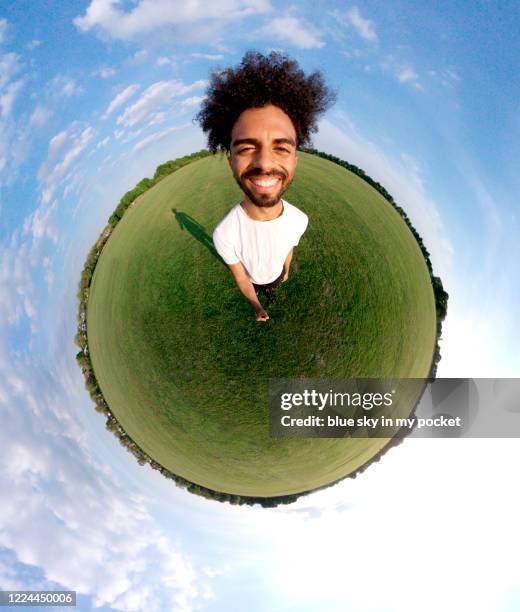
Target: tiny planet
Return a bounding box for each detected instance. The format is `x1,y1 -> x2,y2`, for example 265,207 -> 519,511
80,150 -> 442,504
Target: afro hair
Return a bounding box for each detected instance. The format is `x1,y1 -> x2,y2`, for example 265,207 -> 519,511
195,50 -> 336,153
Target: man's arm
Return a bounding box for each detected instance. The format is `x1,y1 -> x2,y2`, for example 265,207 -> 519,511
282,248 -> 294,282
228,262 -> 269,322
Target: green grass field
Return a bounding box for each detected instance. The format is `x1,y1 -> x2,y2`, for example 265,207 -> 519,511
87,152 -> 437,497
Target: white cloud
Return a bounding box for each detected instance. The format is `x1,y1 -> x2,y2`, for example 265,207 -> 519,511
116,79 -> 207,128
62,167 -> 85,198
130,49 -> 148,64
74,0 -> 272,40
96,136 -> 110,149
0,339 -> 210,612
52,127 -> 94,176
63,79 -> 81,97
0,236 -> 34,327
0,79 -> 24,118
48,130 -> 68,159
0,551 -> 28,591
382,56 -> 422,89
255,16 -> 325,49
346,6 -> 377,42
147,111 -> 166,126
334,12 -> 425,91
22,199 -> 59,246
104,84 -> 140,116
131,123 -> 191,153
181,95 -> 205,107
0,54 -> 34,186
0,52 -> 21,90
98,66 -> 116,78
398,64 -> 419,83
156,56 -> 175,67
0,215 -> 219,608
44,269 -> 54,292
29,105 -> 51,127
39,126 -> 94,181
191,52 -> 225,61
119,127 -> 146,144
37,124 -> 95,205
25,39 -> 41,51
49,75 -> 83,98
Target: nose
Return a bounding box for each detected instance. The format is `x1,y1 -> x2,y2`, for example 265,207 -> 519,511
251,145 -> 276,173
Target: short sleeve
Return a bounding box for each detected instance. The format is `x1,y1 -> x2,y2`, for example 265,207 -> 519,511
292,212 -> 309,247
213,228 -> 240,265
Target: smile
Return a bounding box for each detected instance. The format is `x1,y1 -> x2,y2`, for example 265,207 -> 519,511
249,177 -> 281,188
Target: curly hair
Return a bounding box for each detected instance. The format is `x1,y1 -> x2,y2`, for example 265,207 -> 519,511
195,50 -> 336,153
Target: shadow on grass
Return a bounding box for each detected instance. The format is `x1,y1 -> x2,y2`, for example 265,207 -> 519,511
171,208 -> 224,265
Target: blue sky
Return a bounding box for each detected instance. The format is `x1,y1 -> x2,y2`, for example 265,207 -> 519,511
1,2 -> 520,610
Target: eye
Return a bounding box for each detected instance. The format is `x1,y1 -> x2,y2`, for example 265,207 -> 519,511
237,146 -> 255,153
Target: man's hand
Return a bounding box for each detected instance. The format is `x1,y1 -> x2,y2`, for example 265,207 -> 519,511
255,308 -> 269,322
228,262 -> 270,321
281,270 -> 289,282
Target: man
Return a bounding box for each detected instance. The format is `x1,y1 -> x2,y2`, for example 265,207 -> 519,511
196,51 -> 335,321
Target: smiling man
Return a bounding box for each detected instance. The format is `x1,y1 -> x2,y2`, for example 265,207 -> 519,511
196,51 -> 335,321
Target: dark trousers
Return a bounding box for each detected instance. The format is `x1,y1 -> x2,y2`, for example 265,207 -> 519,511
253,270 -> 284,304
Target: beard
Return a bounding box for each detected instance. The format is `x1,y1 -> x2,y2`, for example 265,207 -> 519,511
235,169 -> 293,208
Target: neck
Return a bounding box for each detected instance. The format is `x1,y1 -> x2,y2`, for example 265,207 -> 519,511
240,198 -> 283,221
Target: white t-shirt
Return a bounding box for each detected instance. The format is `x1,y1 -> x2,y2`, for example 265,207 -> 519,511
212,199 -> 308,285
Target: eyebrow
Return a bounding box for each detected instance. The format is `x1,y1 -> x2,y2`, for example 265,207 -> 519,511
231,137 -> 296,148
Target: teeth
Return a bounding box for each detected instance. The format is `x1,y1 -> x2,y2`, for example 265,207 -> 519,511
251,178 -> 279,187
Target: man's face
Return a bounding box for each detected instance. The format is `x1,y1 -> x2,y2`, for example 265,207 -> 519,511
228,104 -> 298,208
